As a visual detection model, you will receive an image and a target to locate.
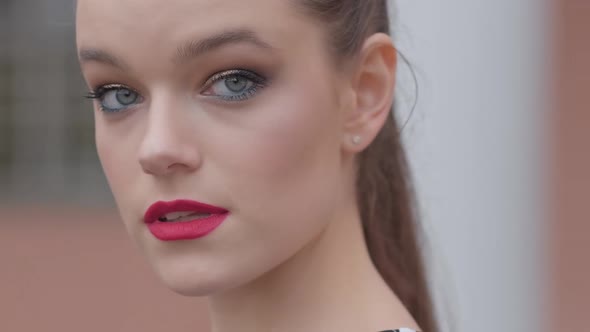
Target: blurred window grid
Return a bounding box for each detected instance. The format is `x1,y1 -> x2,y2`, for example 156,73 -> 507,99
0,0 -> 110,205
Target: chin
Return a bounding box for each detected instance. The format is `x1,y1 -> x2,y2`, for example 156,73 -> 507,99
166,281 -> 220,297
149,257 -> 259,298
155,268 -> 230,297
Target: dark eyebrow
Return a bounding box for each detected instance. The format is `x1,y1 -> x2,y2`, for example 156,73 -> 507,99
78,48 -> 129,69
173,28 -> 274,64
78,29 -> 274,69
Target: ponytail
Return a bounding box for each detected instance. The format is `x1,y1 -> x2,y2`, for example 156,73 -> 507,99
299,1 -> 438,329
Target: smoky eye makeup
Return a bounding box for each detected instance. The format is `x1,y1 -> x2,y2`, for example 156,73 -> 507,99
83,63 -> 275,114
85,83 -> 144,113
200,68 -> 270,102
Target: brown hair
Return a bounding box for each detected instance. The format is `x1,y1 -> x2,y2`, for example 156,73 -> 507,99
296,1 -> 438,331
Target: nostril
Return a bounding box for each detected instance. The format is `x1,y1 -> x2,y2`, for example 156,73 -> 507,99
139,158 -> 172,176
140,155 -> 200,176
138,140 -> 202,176
138,148 -> 178,175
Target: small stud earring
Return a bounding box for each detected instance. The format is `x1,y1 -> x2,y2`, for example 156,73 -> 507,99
352,135 -> 362,145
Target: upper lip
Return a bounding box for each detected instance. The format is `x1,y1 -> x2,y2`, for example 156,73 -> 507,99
144,199 -> 229,224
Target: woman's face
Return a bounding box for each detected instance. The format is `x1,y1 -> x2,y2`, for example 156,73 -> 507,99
77,0 -> 353,295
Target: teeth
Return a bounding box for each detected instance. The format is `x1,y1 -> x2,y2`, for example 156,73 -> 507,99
164,211 -> 195,220
159,211 -> 212,222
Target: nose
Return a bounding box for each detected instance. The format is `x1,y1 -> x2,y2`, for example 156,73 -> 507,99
138,101 -> 201,176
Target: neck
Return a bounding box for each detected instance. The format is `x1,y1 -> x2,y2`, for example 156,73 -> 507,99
206,201 -> 418,332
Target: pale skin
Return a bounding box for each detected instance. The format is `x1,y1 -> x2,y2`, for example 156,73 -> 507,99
76,0 -> 420,331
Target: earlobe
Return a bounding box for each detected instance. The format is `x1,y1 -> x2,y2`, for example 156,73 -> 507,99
352,135 -> 362,145
342,33 -> 397,153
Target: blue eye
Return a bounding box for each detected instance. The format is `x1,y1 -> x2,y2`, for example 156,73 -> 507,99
86,84 -> 143,113
202,69 -> 267,102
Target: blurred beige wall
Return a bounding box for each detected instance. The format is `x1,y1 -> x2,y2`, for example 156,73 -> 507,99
0,206 -> 210,331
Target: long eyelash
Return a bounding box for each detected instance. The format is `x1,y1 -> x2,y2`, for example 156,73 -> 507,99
83,90 -> 102,99
203,69 -> 267,89
84,84 -> 130,100
85,91 -> 101,99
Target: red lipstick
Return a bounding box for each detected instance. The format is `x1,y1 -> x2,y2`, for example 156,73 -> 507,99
144,199 -> 229,241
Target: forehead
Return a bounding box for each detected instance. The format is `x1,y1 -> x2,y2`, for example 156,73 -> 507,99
76,0 -> 311,47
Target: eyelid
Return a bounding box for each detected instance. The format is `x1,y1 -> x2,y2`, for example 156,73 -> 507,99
85,83 -> 144,114
87,83 -> 137,98
201,69 -> 266,91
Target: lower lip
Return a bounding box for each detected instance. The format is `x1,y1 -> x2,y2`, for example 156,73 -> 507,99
146,213 -> 229,241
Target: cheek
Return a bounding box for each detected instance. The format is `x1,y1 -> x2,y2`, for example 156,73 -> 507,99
211,79 -> 344,227
191,82 -> 345,290
94,116 -> 141,210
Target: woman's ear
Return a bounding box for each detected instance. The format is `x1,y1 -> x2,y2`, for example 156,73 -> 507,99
342,33 -> 397,153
